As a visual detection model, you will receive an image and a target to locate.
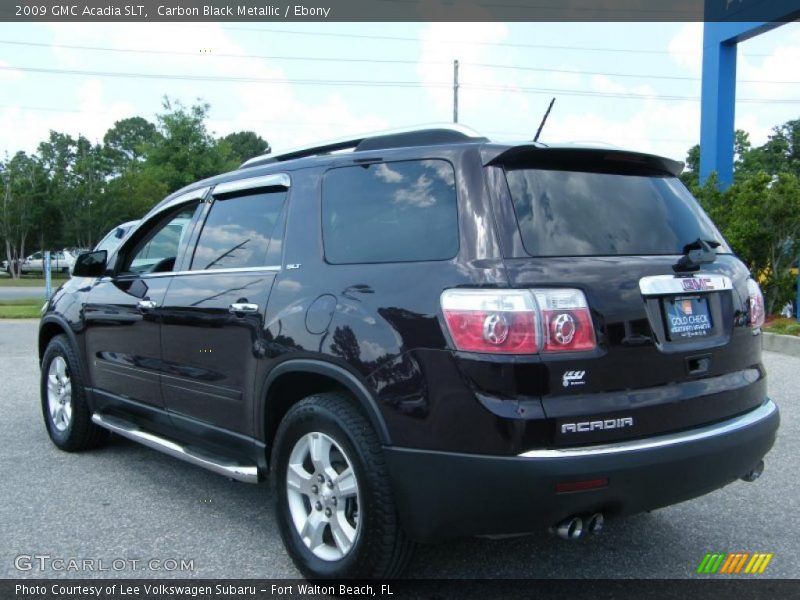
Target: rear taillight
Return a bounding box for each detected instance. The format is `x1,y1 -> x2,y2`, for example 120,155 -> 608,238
440,289 -> 538,353
746,278 -> 765,329
440,288 -> 596,354
533,289 -> 597,352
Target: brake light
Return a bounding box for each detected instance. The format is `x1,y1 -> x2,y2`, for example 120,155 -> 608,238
441,289 -> 538,353
534,289 -> 597,352
746,278 -> 765,329
440,288 -> 596,354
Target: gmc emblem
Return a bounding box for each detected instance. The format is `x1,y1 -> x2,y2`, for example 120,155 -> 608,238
681,278 -> 715,292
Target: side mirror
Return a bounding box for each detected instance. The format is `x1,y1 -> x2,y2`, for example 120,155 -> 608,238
72,250 -> 107,277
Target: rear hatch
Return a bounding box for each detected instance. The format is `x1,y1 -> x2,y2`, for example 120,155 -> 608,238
485,146 -> 765,446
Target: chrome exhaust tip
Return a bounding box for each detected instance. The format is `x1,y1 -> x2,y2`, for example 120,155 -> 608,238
741,460 -> 764,482
585,512 -> 604,535
555,516 -> 584,540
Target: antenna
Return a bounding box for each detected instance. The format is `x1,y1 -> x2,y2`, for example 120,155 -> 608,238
533,97 -> 556,142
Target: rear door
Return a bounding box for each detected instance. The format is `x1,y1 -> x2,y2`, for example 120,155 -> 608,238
486,150 -> 765,445
159,174 -> 289,436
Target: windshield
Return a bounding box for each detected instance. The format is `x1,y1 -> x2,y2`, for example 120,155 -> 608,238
504,168 -> 729,257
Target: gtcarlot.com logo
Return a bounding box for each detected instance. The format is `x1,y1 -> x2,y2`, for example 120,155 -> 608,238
697,552 -> 773,575
14,554 -> 195,572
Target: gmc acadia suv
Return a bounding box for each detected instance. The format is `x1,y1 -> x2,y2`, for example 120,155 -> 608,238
39,125 -> 779,578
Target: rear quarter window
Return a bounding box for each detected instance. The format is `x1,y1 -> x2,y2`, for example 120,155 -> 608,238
505,168 -> 728,257
322,159 -> 459,264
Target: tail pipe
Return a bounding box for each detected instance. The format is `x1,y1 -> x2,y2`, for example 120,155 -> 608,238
554,516 -> 583,540
585,512 -> 604,535
741,460 -> 764,483
553,512 -> 604,539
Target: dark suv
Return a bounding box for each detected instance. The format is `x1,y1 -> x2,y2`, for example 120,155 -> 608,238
39,126 -> 779,578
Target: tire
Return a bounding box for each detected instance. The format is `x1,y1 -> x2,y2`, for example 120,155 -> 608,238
272,393 -> 414,579
40,334 -> 109,452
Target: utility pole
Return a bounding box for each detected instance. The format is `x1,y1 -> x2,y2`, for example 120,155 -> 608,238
453,59 -> 459,123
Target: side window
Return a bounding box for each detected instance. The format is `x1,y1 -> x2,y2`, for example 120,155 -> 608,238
190,190 -> 287,271
321,159 -> 459,264
121,204 -> 199,275
31,252 -> 42,260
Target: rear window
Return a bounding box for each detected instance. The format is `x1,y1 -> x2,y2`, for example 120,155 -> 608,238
505,169 -> 728,256
322,159 -> 458,264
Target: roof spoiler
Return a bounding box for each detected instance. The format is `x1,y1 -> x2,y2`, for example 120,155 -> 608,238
481,144 -> 685,177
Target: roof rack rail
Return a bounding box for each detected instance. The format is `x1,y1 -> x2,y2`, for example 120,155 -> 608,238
240,123 -> 487,169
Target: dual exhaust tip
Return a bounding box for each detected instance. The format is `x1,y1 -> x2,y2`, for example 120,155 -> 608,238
553,460 -> 765,540
553,512 -> 604,540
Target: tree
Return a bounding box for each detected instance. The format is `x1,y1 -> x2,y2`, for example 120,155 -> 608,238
103,117 -> 160,175
0,152 -> 47,278
38,132 -> 111,249
695,170 -> 800,314
680,144 -> 700,189
736,119 -> 800,178
144,98 -> 238,193
0,100 -> 271,259
102,166 -> 168,228
220,131 -> 270,164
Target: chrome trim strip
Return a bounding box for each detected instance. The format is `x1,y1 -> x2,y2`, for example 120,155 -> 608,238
91,414 -> 259,483
518,400 -> 777,459
129,265 -> 281,279
639,273 -> 732,296
213,173 -> 290,196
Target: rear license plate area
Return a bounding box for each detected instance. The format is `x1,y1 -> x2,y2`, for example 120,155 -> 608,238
663,295 -> 712,340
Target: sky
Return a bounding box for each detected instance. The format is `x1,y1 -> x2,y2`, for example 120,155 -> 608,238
0,21 -> 798,164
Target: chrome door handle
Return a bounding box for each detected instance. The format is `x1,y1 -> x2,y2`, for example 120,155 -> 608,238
229,302 -> 258,314
137,300 -> 157,310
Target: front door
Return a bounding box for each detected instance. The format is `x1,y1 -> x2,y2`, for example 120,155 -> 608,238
83,200 -> 203,409
160,176 -> 289,436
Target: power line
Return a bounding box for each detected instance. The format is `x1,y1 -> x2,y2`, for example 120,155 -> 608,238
468,62 -> 800,84
0,65 -> 444,88
461,82 -> 799,104
216,25 -> 777,58
3,65 -> 797,104
0,103 -> 700,145
0,39 -> 444,67
2,39 -> 797,85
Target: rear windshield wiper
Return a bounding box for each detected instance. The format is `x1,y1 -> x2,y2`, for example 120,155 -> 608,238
673,238 -> 720,273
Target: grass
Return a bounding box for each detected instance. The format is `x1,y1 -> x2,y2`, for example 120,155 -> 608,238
0,297 -> 43,319
0,274 -> 69,287
764,317 -> 800,337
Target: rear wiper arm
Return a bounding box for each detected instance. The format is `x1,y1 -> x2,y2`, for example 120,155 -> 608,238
673,238 -> 720,273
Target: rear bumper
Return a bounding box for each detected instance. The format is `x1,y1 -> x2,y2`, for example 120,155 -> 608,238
384,399 -> 779,542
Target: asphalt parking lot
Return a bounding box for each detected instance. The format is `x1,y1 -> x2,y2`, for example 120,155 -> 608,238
0,319 -> 797,579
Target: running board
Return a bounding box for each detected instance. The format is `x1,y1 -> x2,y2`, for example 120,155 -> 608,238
91,413 -> 260,483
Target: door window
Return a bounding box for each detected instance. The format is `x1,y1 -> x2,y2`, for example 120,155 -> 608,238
120,205 -> 199,275
190,190 -> 287,271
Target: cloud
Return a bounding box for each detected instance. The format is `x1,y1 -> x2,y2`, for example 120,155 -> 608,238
0,78 -> 134,156
0,59 -> 23,83
2,22 -> 389,156
669,23 -> 703,75
417,22 -> 530,120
